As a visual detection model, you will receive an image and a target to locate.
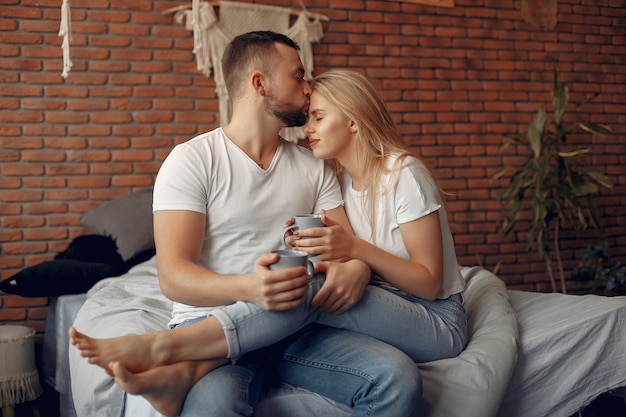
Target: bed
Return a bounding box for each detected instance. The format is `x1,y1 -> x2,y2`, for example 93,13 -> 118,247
43,258 -> 626,417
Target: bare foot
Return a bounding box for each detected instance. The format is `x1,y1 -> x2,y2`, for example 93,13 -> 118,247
110,359 -> 228,417
69,327 -> 173,374
110,361 -> 192,417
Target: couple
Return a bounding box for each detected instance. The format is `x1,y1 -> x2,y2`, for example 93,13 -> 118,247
70,31 -> 468,417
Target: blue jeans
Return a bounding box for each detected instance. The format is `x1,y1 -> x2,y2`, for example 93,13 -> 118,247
180,325 -> 422,417
179,275 -> 466,416
210,274 -> 468,364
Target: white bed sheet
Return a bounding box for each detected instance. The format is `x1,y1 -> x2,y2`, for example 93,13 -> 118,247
43,293 -> 86,417
500,290 -> 626,417
61,260 -> 626,417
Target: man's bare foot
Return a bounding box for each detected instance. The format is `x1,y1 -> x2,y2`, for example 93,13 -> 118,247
69,327 -> 173,374
110,361 -> 192,417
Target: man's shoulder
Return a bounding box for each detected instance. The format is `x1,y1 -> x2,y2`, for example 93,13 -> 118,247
167,129 -> 226,161
180,128 -> 225,148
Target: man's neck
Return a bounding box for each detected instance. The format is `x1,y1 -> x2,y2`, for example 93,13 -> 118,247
223,123 -> 281,168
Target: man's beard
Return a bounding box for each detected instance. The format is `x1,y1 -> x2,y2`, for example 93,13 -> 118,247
264,96 -> 307,127
276,108 -> 307,127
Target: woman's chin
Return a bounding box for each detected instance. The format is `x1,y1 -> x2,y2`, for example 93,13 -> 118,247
310,146 -> 325,160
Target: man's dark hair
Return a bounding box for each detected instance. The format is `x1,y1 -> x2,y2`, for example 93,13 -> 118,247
222,31 -> 300,99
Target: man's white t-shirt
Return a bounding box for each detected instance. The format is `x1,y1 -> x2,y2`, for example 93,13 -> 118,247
153,128 -> 343,326
342,154 -> 464,299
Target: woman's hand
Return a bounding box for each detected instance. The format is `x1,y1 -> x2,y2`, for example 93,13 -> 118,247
281,217 -> 298,248
309,259 -> 370,314
293,210 -> 355,261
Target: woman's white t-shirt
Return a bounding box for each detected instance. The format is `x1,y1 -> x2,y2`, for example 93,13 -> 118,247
342,154 -> 464,299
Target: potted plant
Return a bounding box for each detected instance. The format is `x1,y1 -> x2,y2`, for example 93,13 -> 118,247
570,241 -> 626,296
492,67 -> 612,293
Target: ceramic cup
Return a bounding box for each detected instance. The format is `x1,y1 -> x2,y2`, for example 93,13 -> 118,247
270,249 -> 315,277
280,214 -> 325,247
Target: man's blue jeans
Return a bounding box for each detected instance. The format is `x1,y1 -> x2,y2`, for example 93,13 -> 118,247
180,325 -> 422,417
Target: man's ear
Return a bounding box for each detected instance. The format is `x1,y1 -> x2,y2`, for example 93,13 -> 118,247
251,71 -> 266,96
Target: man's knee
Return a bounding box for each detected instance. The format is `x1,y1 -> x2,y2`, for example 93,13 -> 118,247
180,363 -> 263,417
394,356 -> 422,400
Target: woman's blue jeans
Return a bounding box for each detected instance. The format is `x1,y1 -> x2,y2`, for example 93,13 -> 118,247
210,274 -> 468,364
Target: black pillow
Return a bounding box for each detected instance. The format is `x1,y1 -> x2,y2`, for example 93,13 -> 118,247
0,234 -> 127,298
55,234 -> 124,266
0,260 -> 123,297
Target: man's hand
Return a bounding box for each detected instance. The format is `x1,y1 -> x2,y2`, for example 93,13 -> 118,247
309,259 -> 370,314
246,252 -> 310,311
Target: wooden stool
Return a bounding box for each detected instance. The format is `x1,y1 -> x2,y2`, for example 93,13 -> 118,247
0,326 -> 42,417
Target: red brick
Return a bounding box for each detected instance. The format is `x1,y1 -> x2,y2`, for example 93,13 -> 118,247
2,241 -> 47,255
46,164 -> 89,175
0,309 -> 27,322
24,227 -> 68,241
23,177 -> 66,188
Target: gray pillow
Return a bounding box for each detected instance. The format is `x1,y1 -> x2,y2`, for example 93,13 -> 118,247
80,188 -> 154,261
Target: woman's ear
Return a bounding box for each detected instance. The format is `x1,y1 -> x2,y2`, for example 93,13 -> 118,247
349,120 -> 358,134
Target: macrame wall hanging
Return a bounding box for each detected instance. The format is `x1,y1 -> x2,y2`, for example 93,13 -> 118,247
58,0 -> 72,78
163,0 -> 328,142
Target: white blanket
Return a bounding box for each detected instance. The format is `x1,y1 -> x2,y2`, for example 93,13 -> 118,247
69,257 -> 171,417
415,266 -> 518,417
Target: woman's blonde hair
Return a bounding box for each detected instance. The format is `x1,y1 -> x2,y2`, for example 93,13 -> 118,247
310,69 -> 441,242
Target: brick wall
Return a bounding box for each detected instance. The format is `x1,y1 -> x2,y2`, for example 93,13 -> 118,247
1,0 -> 625,336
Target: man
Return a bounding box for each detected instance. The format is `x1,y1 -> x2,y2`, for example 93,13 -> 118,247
147,31 -> 421,416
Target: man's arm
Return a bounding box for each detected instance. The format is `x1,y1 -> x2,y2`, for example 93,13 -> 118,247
154,210 -> 310,310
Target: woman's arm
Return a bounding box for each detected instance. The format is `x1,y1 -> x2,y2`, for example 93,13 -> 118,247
295,210 -> 443,301
350,211 -> 443,300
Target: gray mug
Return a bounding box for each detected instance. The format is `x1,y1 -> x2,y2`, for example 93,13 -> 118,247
270,249 -> 315,277
281,214 -> 325,247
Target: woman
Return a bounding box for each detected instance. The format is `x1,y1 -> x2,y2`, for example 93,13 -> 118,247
70,69 -> 467,417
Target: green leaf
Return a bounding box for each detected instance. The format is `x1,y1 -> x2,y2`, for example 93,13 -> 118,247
502,135 -> 521,144
587,171 -> 613,188
492,167 -> 508,180
552,68 -> 569,125
498,136 -> 515,152
587,196 -> 605,233
557,148 -> 590,158
528,108 -> 545,159
579,122 -> 612,136
573,182 -> 599,196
